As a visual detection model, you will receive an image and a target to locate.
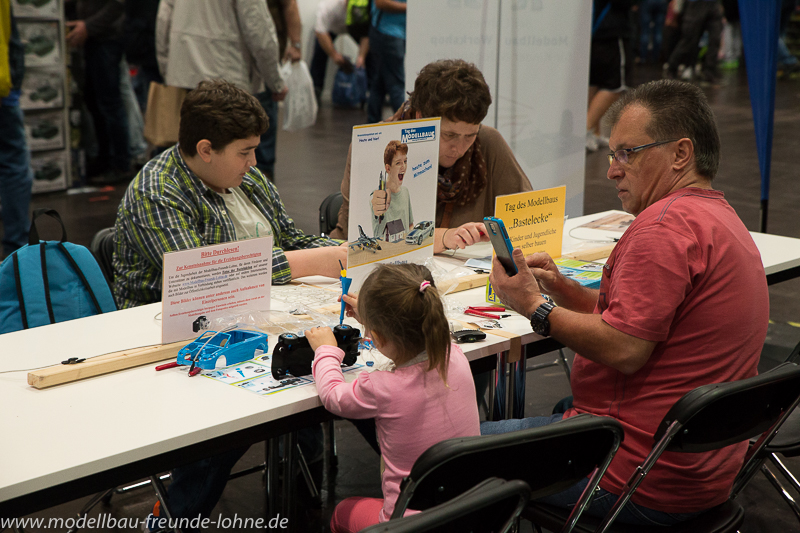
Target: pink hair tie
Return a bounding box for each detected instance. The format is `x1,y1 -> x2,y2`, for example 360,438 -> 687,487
419,280 -> 431,293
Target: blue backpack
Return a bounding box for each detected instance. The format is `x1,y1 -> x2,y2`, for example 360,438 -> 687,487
332,65 -> 367,109
0,209 -> 116,334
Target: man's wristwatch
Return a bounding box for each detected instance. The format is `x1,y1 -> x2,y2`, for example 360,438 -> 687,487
291,41 -> 302,50
530,301 -> 556,336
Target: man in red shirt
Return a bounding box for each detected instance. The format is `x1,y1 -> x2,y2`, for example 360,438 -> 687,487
484,79 -> 769,526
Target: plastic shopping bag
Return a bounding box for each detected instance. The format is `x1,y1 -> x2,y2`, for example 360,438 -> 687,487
280,60 -> 318,132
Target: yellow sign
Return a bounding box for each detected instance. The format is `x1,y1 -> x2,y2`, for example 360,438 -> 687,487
494,186 -> 566,258
486,186 -> 566,304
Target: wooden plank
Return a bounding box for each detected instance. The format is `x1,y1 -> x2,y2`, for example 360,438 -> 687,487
441,273 -> 489,294
561,243 -> 616,262
28,341 -> 187,389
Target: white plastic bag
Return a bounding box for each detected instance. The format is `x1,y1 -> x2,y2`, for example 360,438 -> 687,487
279,60 -> 318,132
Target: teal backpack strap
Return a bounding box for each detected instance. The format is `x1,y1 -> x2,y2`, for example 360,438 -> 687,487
39,242 -> 56,324
56,242 -> 105,315
11,253 -> 28,329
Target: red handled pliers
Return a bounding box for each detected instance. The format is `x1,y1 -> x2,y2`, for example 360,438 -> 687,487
464,306 -> 512,319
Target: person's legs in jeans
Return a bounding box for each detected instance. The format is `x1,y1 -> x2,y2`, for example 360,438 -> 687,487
0,104 -> 32,258
83,37 -> 130,173
366,28 -> 404,123
650,0 -> 668,63
151,447 -> 249,533
536,476 -> 703,526
668,2 -> 705,75
639,0 -> 655,61
480,413 -> 564,434
120,59 -> 148,163
310,32 -> 336,100
381,33 -> 405,114
778,37 -> 800,68
254,89 -> 278,180
482,412 -> 703,526
367,26 -> 388,124
131,63 -> 164,115
700,3 -> 723,79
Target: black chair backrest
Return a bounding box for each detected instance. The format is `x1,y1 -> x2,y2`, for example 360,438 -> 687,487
89,227 -> 116,288
786,340 -> 800,365
361,478 -> 530,533
763,345 -> 800,454
396,414 -> 623,516
654,363 -> 800,453
319,192 -> 343,236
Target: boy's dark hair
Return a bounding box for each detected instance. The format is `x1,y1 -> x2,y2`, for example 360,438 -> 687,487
179,80 -> 269,157
357,263 -> 451,383
384,140 -> 408,166
409,59 -> 492,125
608,79 -> 720,180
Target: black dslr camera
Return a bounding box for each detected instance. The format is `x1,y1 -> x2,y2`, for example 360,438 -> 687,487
271,324 -> 361,380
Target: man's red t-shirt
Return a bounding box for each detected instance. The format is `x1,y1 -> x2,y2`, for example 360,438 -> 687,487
565,188 -> 769,513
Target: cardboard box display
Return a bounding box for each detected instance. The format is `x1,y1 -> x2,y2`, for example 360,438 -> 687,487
12,0 -> 60,18
18,20 -> 61,68
31,150 -> 68,193
24,110 -> 65,151
19,67 -> 63,110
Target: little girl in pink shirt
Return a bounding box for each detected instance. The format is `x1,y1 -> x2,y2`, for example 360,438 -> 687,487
305,263 -> 481,533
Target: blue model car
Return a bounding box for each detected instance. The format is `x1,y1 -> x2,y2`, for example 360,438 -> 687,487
177,330 -> 268,370
405,220 -> 434,245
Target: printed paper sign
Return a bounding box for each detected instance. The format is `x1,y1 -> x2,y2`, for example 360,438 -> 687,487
204,361 -> 273,385
347,118 -> 440,290
162,237 -> 273,343
494,186 -> 566,259
487,186 -> 566,303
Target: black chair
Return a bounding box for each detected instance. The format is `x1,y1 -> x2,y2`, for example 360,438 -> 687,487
319,191 -> 343,236
527,362 -> 800,533
391,414 -> 624,533
361,477 -> 531,533
758,407 -> 800,522
89,226 -> 116,290
742,340 -> 800,523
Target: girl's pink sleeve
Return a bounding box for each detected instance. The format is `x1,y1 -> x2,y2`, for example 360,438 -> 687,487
312,345 -> 378,419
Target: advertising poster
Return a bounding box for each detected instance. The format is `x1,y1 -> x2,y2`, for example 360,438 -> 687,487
161,237 -> 273,343
346,118 -> 439,290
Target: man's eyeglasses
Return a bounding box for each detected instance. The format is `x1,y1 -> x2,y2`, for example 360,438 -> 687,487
607,139 -> 679,166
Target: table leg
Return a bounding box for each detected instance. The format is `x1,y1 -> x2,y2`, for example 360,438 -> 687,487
280,432 -> 296,527
150,474 -> 183,533
492,350 -> 508,420
511,345 -> 528,419
267,438 -> 279,519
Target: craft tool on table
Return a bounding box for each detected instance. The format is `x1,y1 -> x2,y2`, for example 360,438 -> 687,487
339,260 -> 352,325
185,325 -> 236,377
377,171 -> 386,223
464,306 -> 512,319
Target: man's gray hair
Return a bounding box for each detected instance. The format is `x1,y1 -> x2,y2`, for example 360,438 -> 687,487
608,80 -> 720,180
